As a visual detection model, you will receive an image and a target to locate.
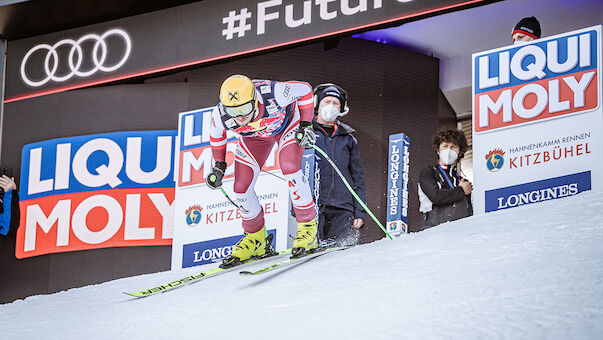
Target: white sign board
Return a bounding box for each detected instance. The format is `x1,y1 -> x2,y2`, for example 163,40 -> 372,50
171,108 -> 290,269
472,25 -> 602,214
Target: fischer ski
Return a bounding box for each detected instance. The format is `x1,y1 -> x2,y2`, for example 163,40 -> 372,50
239,245 -> 352,276
124,248 -> 292,298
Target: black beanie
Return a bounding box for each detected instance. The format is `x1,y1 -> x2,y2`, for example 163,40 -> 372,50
317,86 -> 343,106
512,16 -> 541,39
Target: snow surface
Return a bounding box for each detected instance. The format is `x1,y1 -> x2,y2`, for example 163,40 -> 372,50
2,190 -> 603,339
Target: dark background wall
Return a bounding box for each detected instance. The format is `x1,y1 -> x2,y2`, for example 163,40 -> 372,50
0,37 -> 439,303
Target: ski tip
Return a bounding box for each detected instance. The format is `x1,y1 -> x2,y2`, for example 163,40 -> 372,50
123,292 -> 144,298
239,271 -> 254,276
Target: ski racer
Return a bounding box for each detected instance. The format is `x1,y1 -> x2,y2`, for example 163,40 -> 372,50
206,75 -> 318,266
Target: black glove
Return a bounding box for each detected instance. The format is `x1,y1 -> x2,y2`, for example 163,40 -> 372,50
295,121 -> 316,148
207,161 -> 227,190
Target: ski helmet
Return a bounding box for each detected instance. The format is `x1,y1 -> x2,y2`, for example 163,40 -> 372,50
219,75 -> 257,117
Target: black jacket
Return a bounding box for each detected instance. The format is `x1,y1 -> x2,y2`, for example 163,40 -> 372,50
418,164 -> 472,228
313,120 -> 366,220
0,189 -> 20,236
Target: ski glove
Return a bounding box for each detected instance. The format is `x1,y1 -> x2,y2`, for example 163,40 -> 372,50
295,121 -> 316,148
207,161 -> 227,190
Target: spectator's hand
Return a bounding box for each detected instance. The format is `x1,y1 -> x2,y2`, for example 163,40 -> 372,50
0,175 -> 16,192
352,218 -> 364,229
460,178 -> 472,195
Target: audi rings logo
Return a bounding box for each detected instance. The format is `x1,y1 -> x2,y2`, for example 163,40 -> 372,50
20,28 -> 132,87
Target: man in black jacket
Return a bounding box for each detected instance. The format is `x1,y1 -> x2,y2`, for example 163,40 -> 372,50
312,84 -> 366,245
418,130 -> 472,229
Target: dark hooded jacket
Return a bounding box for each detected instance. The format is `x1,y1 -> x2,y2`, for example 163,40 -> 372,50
418,164 -> 472,228
313,120 -> 366,220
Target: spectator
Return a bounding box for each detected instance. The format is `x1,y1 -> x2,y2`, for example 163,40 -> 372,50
312,83 -> 366,246
0,172 -> 19,236
418,130 -> 472,229
512,16 -> 541,44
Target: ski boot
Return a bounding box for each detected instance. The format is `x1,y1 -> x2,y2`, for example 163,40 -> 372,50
292,218 -> 318,258
220,226 -> 272,268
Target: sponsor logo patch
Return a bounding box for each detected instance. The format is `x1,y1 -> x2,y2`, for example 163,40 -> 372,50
485,148 -> 505,172
185,205 -> 203,227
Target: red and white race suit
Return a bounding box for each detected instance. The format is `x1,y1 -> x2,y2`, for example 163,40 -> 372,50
209,80 -> 316,233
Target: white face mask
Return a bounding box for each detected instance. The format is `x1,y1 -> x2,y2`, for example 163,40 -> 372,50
319,104 -> 340,122
439,148 -> 458,165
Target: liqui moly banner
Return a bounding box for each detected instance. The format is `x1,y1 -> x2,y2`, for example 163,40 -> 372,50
16,130 -> 177,258
301,149 -> 320,219
386,133 -> 410,235
472,25 -> 602,214
171,108 -> 290,269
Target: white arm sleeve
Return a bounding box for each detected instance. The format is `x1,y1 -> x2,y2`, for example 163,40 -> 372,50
273,81 -> 313,108
209,106 -> 227,147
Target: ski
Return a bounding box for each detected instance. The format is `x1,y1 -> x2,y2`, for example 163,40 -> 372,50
239,245 -> 352,276
124,248 -> 292,298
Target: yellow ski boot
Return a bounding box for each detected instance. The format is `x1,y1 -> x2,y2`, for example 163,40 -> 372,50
292,218 -> 318,257
220,226 -> 267,268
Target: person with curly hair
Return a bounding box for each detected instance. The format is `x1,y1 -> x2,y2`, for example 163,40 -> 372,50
418,129 -> 472,229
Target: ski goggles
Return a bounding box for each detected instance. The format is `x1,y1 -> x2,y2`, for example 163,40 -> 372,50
223,100 -> 256,118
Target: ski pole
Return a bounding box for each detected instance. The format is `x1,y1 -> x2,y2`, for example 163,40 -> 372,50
213,170 -> 282,213
262,169 -> 287,182
310,144 -> 393,240
218,186 -> 249,213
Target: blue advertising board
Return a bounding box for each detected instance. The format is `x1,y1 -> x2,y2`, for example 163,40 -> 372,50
386,133 -> 410,235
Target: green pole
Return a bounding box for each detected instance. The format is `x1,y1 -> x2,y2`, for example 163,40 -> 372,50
218,186 -> 248,213
310,144 -> 393,240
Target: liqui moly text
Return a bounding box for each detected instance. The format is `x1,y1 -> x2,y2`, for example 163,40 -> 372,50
16,130 -> 177,258
474,28 -> 599,133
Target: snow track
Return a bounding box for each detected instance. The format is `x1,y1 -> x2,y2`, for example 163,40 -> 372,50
2,190 -> 603,339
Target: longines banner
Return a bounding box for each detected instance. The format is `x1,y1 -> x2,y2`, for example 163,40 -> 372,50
472,26 -> 602,214
6,0 -> 487,102
170,108 -> 290,270
16,130 -> 177,258
386,132 -> 410,235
